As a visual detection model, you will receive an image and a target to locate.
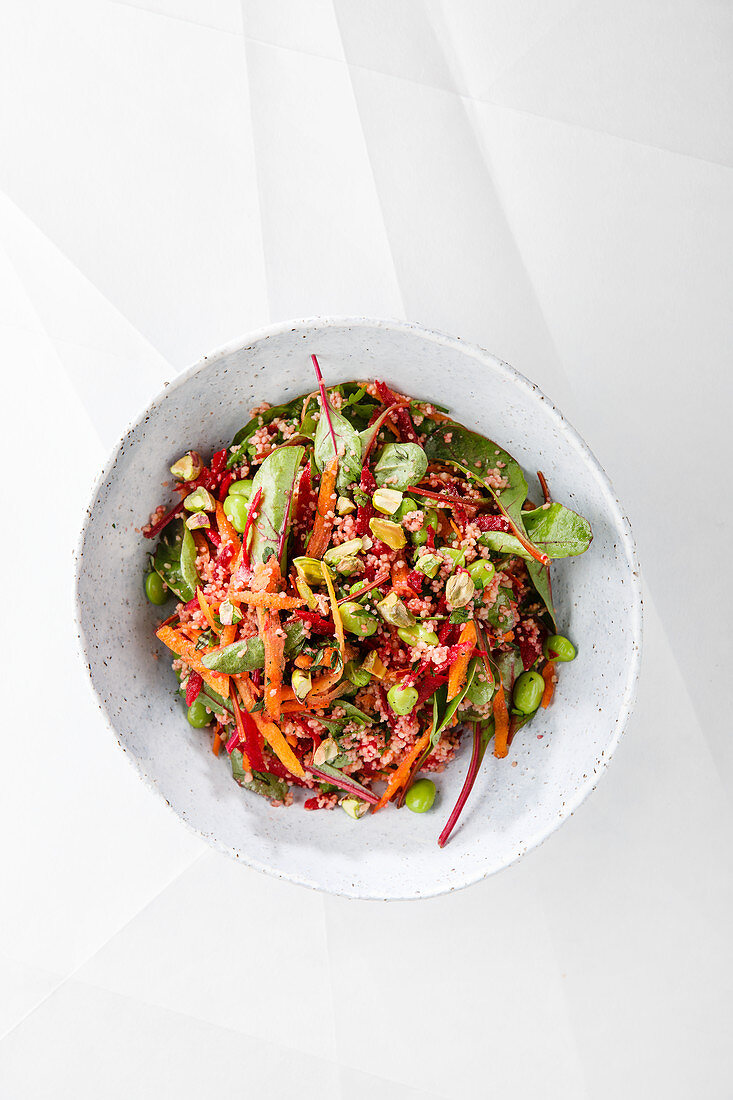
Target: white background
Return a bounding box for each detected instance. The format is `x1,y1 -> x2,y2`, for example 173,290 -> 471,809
1,2 -> 731,1097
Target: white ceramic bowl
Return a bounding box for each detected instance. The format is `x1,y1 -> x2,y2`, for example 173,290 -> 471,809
75,317 -> 642,899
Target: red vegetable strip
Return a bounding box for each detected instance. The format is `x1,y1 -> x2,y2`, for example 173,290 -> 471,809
210,448 -> 228,475
537,469 -> 551,505
375,380 -> 419,443
240,486 -> 262,568
185,669 -> 203,706
438,721 -> 483,848
311,354 -> 338,454
337,568 -> 390,605
355,466 -> 376,535
218,472 -> 234,501
475,514 -> 512,532
231,683 -> 265,771
304,765 -> 379,805
143,499 -> 185,539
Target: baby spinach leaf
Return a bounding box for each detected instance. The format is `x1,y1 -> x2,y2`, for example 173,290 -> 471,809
231,396 -> 306,447
424,422 -> 528,528
313,402 -> 362,490
479,531 -> 534,561
521,503 -> 593,558
341,702 -> 372,725
374,442 -> 428,491
152,519 -> 197,602
526,560 -> 556,628
231,750 -> 290,802
249,445 -> 306,569
484,586 -> 516,630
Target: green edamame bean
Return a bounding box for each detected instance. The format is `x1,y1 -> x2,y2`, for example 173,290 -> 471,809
405,778 -> 436,813
513,671 -> 544,715
467,559 -> 495,588
227,479 -> 253,499
411,508 -> 439,546
144,571 -> 167,605
466,673 -> 494,706
344,660 -> 372,687
387,683 -> 419,715
187,698 -> 211,727
339,601 -> 379,638
223,494 -> 249,533
397,624 -> 440,648
394,496 -> 418,522
442,547 -> 466,571
544,634 -> 576,662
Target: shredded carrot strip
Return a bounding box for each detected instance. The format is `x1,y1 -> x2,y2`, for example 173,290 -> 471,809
373,728 -> 432,811
251,558 -> 281,593
541,661 -> 556,709
192,530 -> 210,563
156,625 -> 230,698
449,518 -> 463,540
492,681 -> 509,758
238,591 -> 304,610
322,568 -> 345,662
294,653 -> 313,669
308,457 -> 339,558
447,621 -> 477,700
212,731 -> 222,756
219,623 -> 237,647
234,674 -> 304,778
390,560 -> 415,600
196,587 -> 220,635
215,500 -> 241,553
262,611 -> 284,720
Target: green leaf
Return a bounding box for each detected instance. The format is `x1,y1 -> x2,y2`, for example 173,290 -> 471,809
203,637 -> 264,674
484,586 -> 516,630
479,531 -> 535,561
433,657 -> 479,740
424,422 -> 528,528
249,445 -> 306,569
202,621 -> 307,674
308,760 -> 375,801
313,401 -> 362,491
521,503 -> 593,558
373,442 -> 428,491
341,702 -> 372,725
152,519 -> 198,602
494,649 -> 524,695
231,396 -> 307,447
231,750 -> 290,802
526,560 -> 556,628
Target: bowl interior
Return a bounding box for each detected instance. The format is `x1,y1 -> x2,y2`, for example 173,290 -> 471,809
76,318 -> 641,899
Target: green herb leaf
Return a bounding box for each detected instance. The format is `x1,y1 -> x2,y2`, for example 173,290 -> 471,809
152,519 -> 198,602
373,442 -> 428,491
249,445 -> 306,569
479,531 -> 535,561
231,750 -> 290,801
313,401 -> 362,490
521,503 -> 593,558
341,702 -> 372,725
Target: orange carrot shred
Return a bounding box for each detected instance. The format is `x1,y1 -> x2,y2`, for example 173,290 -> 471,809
238,591 -> 304,610
541,661 -> 556,709
492,681 -> 509,758
447,621 -> 477,701
196,587 -> 220,635
215,500 -> 241,554
308,456 -> 339,559
156,624 -> 230,698
373,728 -> 432,811
212,731 -> 222,756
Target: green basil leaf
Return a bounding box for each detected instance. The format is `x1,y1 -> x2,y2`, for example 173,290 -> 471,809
521,503 -> 593,558
373,442 -> 428,491
249,445 -> 306,569
152,518 -> 197,602
313,401 -> 362,490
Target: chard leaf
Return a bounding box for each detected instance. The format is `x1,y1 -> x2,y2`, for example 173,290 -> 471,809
424,422 -> 528,528
231,750 -> 290,801
484,586 -> 515,630
152,518 -> 198,602
494,649 -> 524,694
249,445 -> 306,569
373,442 -> 428,491
313,402 -> 362,490
433,657 -> 478,741
521,503 -> 593,558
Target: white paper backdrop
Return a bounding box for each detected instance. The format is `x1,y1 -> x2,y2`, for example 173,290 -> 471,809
1,2 -> 731,1097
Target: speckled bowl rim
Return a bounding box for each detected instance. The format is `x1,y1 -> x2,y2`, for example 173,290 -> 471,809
74,316 -> 643,899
